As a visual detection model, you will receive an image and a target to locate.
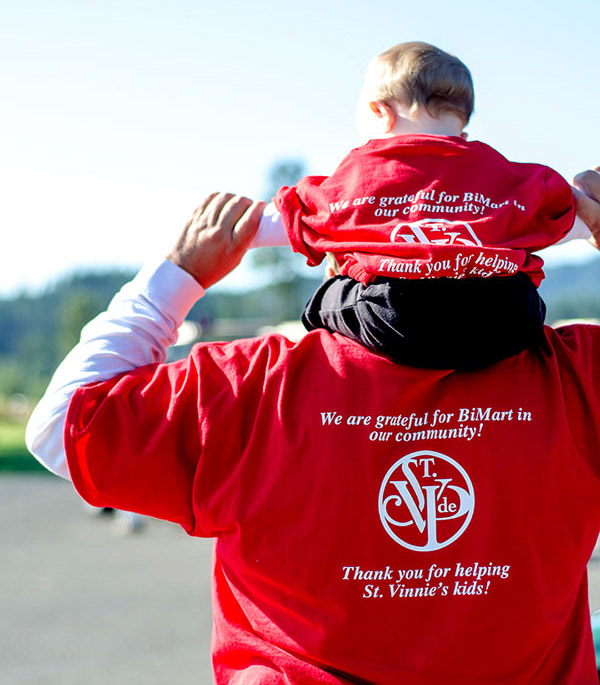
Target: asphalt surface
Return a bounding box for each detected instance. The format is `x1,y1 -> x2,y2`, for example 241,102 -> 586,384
4,475 -> 600,685
3,475 -> 213,685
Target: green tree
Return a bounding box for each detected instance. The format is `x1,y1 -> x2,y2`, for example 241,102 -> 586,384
251,159 -> 312,323
58,291 -> 100,356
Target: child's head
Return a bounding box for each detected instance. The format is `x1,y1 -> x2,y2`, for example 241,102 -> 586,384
356,42 -> 474,143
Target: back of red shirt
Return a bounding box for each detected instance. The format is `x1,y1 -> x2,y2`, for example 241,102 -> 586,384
276,136 -> 575,286
65,325 -> 600,683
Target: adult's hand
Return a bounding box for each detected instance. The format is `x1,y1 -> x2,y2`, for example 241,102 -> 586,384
573,167 -> 600,249
167,193 -> 266,289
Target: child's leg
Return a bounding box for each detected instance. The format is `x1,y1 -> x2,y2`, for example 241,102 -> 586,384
302,274 -> 546,369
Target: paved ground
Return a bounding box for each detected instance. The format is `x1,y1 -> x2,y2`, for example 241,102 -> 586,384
2,475 -> 213,684
4,475 -> 600,684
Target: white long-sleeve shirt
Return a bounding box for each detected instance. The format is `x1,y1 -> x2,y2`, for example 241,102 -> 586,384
25,259 -> 204,479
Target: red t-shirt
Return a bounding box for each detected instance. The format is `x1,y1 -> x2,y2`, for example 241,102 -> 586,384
275,136 -> 575,286
65,325 -> 600,683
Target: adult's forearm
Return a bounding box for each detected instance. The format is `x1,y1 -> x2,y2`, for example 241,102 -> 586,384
25,259 -> 204,478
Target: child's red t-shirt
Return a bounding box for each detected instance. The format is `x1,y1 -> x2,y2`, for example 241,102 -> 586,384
275,135 -> 575,286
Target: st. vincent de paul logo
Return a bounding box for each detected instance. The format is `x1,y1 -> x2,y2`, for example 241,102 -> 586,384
378,450 -> 475,551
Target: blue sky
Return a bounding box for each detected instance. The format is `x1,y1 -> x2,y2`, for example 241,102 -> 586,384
1,0 -> 599,294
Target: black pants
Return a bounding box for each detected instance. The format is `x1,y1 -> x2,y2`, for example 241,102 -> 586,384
302,274 -> 546,370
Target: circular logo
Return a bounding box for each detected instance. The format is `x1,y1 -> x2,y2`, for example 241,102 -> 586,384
378,450 -> 475,552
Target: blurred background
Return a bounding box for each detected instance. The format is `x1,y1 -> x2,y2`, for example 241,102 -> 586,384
2,1 -> 600,682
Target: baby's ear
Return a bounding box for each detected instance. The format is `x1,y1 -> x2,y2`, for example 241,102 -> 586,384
369,100 -> 396,133
460,131 -> 469,140
368,100 -> 386,120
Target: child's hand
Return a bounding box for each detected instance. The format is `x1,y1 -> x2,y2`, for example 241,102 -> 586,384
167,193 -> 266,288
573,167 -> 600,249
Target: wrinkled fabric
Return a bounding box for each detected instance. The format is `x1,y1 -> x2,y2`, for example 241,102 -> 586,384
65,326 -> 600,683
276,135 -> 575,286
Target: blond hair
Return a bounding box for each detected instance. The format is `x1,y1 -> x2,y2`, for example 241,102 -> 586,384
366,42 -> 474,125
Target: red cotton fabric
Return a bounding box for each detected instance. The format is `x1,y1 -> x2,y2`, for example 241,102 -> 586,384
275,135 -> 575,286
63,325 -> 600,683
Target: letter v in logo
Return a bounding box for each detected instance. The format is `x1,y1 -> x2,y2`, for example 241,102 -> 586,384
378,450 -> 474,551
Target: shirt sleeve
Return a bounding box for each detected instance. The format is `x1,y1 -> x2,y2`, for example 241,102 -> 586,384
63,331 -> 296,535
25,259 -> 205,479
250,202 -> 289,247
274,178 -> 329,266
536,167 -> 577,246
554,215 -> 592,244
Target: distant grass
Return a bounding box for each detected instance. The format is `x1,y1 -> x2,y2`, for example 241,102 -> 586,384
0,416 -> 46,472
